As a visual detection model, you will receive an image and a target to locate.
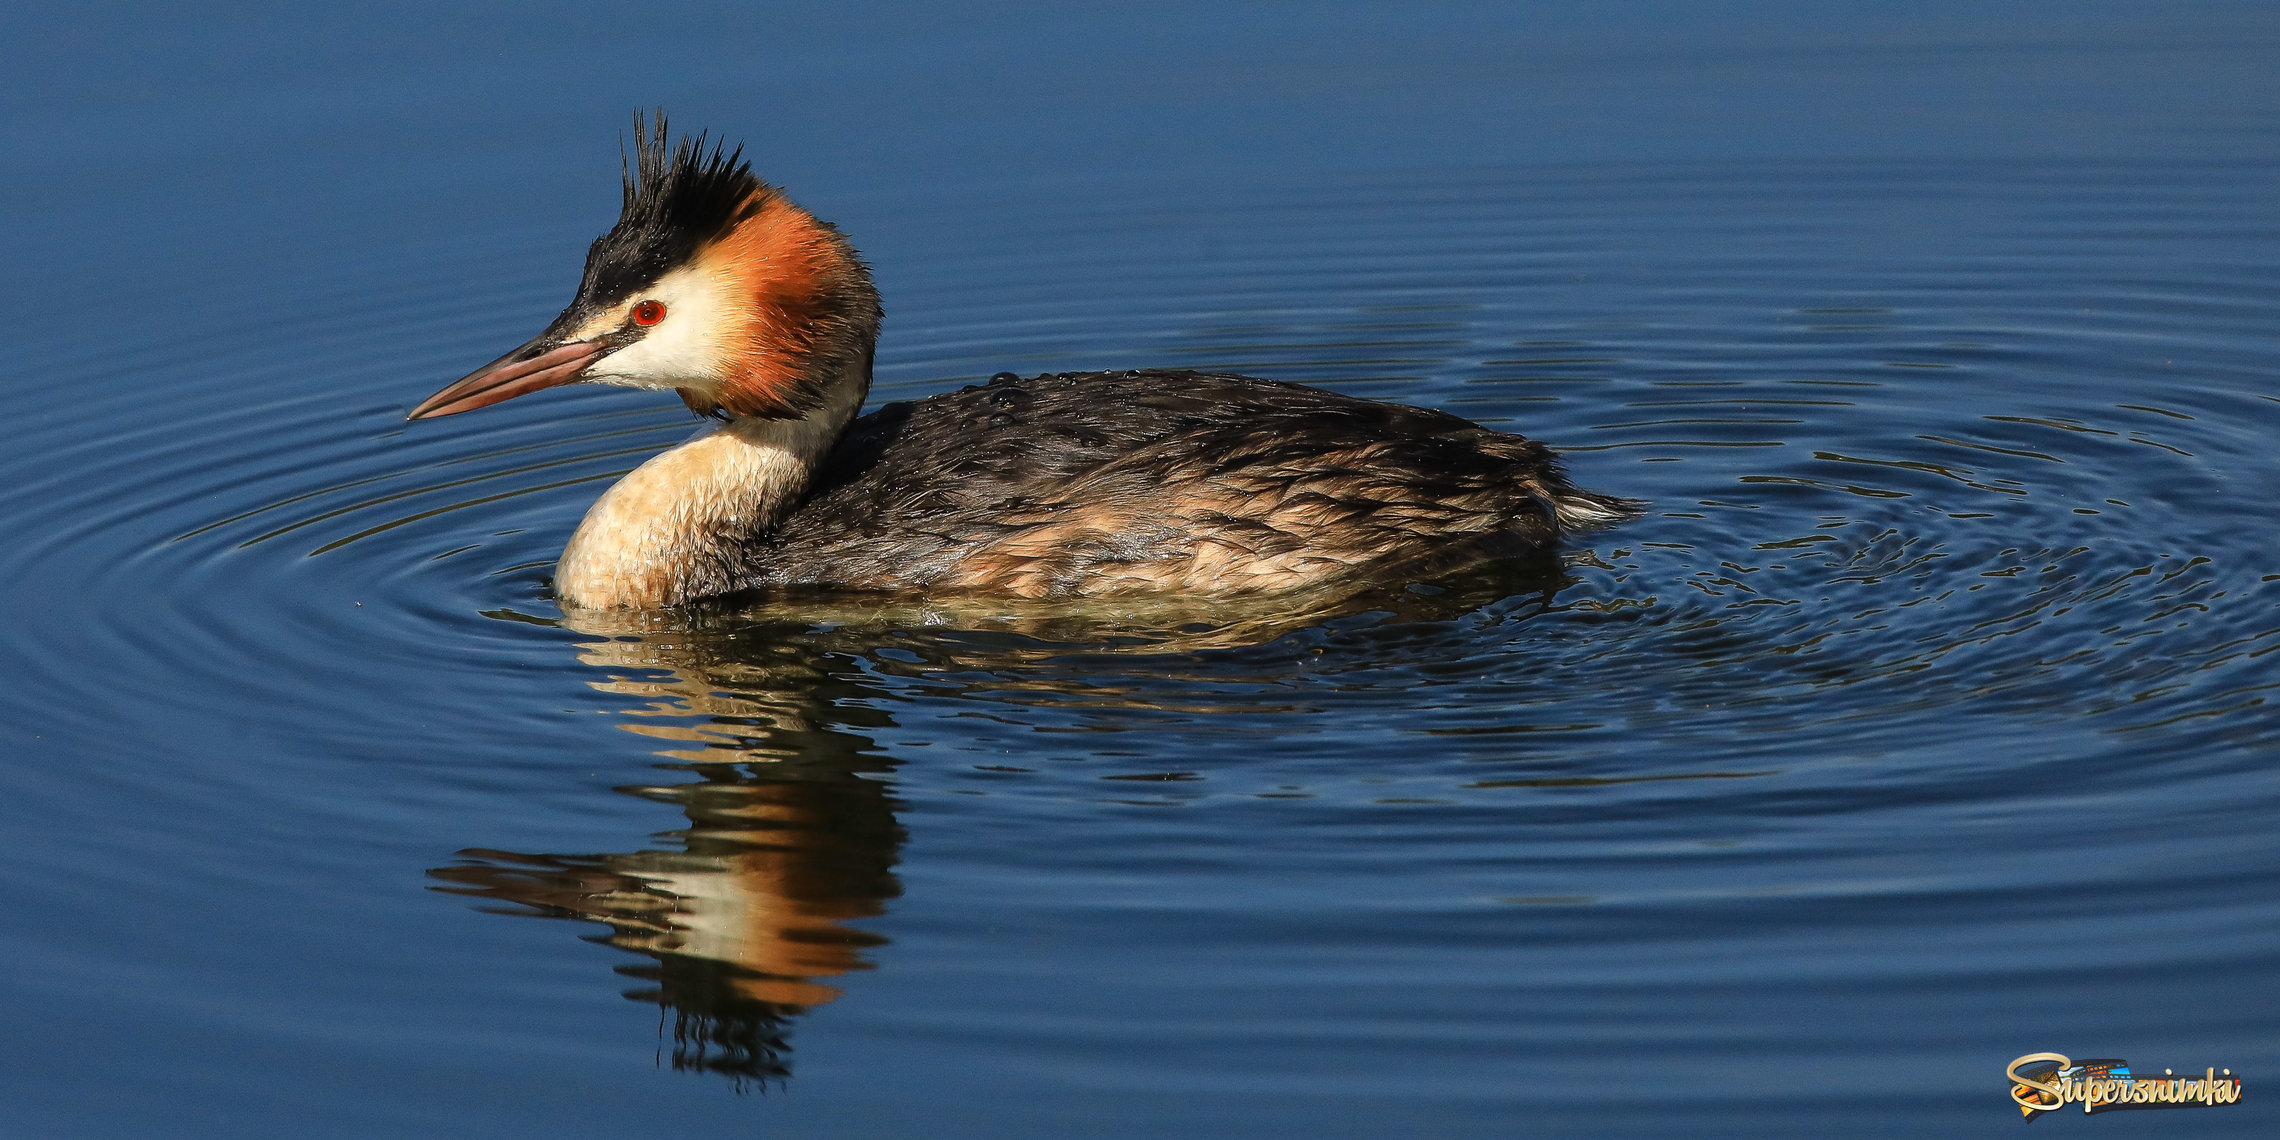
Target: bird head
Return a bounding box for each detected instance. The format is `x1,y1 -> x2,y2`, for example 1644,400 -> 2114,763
411,113 -> 882,423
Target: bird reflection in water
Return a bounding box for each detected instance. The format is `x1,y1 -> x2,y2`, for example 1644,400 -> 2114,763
430,612 -> 905,1085
429,555 -> 1570,1084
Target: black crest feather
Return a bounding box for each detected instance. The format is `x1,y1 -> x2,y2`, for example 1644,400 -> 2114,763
577,110 -> 770,306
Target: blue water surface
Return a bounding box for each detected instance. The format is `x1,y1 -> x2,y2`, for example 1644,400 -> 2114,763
1,3 -> 2276,1136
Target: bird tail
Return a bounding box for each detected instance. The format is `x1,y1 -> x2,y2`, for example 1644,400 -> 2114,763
1531,457 -> 1646,534
1547,485 -> 1647,532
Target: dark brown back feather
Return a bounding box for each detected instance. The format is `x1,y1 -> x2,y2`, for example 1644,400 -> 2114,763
724,371 -> 1637,599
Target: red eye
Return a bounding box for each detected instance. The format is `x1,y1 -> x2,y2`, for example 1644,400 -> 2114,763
632,300 -> 666,326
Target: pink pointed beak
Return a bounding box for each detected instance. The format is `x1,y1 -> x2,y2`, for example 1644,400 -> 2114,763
408,339 -> 604,420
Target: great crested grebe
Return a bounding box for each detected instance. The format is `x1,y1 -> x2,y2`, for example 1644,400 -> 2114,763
409,116 -> 1641,610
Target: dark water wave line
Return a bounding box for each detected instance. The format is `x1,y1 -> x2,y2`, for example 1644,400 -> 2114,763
174,419 -> 690,541
228,445 -> 659,549
303,468 -> 629,556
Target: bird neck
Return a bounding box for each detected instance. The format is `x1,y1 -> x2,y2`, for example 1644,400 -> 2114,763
555,365 -> 867,610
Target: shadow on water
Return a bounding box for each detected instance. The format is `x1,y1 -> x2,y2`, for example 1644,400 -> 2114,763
428,554 -> 1573,1085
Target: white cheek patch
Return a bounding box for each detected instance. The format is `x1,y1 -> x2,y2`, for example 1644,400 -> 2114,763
583,265 -> 738,395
